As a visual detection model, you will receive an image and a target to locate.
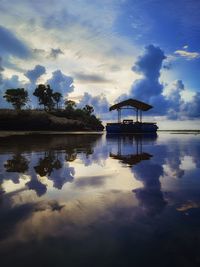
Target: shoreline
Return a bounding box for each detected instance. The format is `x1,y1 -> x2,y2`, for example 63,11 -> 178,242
0,130 -> 104,138
0,129 -> 199,138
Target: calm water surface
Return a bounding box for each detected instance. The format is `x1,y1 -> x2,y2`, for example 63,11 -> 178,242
0,132 -> 200,267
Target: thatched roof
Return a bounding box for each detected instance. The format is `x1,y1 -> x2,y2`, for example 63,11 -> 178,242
109,98 -> 152,111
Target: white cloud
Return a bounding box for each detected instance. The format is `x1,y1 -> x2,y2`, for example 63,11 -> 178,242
174,50 -> 200,60
0,0 -> 140,103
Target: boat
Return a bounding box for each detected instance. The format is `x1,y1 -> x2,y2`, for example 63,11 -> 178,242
106,98 -> 158,134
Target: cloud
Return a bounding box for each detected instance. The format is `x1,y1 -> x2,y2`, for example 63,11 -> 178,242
47,70 -> 74,97
0,25 -> 31,59
78,92 -> 110,116
0,57 -> 4,85
181,92 -> 200,119
74,72 -> 111,83
49,48 -> 64,59
75,175 -> 107,188
24,65 -> 46,83
174,50 -> 200,60
122,45 -> 168,115
32,48 -> 46,56
165,80 -> 185,119
117,44 -> 200,120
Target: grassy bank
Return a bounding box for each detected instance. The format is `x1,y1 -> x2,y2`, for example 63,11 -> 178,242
0,109 -> 104,131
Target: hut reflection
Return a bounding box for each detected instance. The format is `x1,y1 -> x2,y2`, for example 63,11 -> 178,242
107,134 -> 166,215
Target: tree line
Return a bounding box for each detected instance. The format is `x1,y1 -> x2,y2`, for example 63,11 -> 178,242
3,85 -> 94,115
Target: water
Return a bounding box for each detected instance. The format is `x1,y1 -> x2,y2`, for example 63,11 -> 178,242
0,132 -> 200,267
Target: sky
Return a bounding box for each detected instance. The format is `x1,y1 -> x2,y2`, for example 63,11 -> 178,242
0,0 -> 200,129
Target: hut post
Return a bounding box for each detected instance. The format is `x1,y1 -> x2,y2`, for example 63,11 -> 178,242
136,109 -> 138,122
117,108 -> 121,123
140,110 -> 142,122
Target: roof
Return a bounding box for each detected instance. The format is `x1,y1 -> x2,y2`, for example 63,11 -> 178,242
109,98 -> 153,111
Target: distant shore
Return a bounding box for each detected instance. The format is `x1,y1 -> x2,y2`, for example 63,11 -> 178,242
0,109 -> 104,132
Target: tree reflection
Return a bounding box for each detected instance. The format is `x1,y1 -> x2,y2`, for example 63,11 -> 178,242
34,151 -> 62,177
34,151 -> 75,190
65,148 -> 77,162
4,153 -> 29,173
0,134 -> 102,197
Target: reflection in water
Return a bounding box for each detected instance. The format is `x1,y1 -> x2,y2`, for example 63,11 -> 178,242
107,134 -> 166,215
108,134 -> 154,165
0,133 -> 200,267
34,151 -> 62,177
0,134 -> 101,196
4,153 -> 29,174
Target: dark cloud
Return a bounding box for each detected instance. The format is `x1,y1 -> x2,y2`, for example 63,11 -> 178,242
74,72 -> 111,83
32,48 -> 46,56
49,48 -> 64,59
0,25 -> 31,58
47,70 -> 74,97
117,44 -> 200,119
24,65 -> 46,83
116,45 -> 169,116
130,45 -> 166,107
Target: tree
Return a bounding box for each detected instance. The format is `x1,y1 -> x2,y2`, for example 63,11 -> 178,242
83,104 -> 94,115
53,92 -> 62,109
65,100 -> 76,110
3,88 -> 28,110
64,100 -> 76,117
33,84 -> 55,111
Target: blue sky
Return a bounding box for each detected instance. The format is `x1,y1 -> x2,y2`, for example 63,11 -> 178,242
0,0 -> 200,128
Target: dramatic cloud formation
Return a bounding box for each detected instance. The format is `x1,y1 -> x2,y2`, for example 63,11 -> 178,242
47,70 -> 74,98
118,45 -> 168,115
0,25 -> 30,59
25,65 -> 46,84
117,44 -> 200,120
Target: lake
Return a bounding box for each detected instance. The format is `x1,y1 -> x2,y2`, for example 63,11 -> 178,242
0,132 -> 200,267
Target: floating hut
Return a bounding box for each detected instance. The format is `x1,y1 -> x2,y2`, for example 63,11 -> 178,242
106,98 -> 158,134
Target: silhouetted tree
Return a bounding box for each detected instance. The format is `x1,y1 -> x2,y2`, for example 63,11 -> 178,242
3,88 -> 28,110
53,92 -> 62,109
65,100 -> 76,110
83,104 -> 94,115
33,84 -> 55,110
